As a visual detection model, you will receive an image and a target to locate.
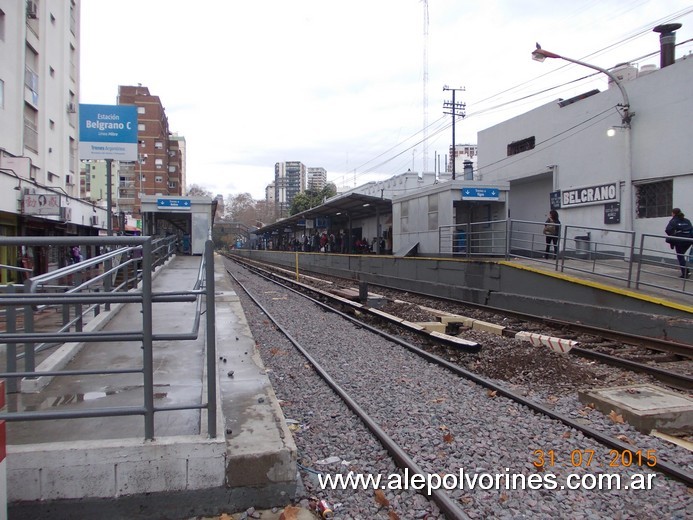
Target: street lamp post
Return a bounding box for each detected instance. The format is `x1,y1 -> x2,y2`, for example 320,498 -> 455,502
532,45 -> 634,231
138,153 -> 147,223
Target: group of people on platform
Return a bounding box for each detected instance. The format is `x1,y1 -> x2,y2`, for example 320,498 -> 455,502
267,230 -> 387,254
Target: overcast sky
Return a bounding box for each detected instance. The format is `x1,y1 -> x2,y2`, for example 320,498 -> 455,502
80,1 -> 693,200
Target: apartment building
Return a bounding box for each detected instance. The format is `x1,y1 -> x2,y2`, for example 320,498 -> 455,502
0,0 -> 109,281
307,167 -> 327,192
274,161 -> 306,217
114,85 -> 183,221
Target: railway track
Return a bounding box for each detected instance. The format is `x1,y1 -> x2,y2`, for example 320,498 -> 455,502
224,253 -> 693,392
223,256 -> 693,519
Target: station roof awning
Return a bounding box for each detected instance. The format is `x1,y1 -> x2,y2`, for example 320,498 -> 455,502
255,192 -> 392,235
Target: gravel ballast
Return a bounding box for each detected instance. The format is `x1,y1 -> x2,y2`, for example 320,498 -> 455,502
224,259 -> 692,520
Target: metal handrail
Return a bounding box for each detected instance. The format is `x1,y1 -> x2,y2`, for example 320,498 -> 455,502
439,219 -> 692,297
0,235 -> 217,439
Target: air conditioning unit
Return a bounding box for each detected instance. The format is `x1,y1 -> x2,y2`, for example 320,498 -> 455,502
26,1 -> 37,19
67,102 -> 77,113
90,215 -> 99,226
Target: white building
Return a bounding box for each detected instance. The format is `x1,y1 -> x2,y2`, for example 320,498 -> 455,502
0,0 -> 107,280
478,27 -> 692,255
307,167 -> 327,191
448,144 -> 478,179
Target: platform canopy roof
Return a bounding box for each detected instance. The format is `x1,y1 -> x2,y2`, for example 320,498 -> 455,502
255,192 -> 392,236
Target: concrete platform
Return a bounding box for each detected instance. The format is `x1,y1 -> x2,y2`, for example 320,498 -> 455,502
6,254 -> 297,519
578,384 -> 693,435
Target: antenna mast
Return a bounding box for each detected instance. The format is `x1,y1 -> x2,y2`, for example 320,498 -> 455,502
422,0 -> 429,177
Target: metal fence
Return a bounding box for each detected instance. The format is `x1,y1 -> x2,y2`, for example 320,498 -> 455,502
0,235 -> 217,440
440,219 -> 692,297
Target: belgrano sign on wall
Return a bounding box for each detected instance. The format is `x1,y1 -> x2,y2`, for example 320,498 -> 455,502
561,182 -> 618,208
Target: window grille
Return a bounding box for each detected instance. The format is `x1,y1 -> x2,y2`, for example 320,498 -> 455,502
635,180 -> 673,219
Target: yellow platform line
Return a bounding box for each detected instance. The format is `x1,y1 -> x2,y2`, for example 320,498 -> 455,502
499,260 -> 693,314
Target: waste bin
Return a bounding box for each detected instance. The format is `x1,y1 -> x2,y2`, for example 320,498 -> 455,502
575,234 -> 591,259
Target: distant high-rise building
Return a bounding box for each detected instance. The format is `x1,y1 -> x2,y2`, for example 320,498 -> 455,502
307,167 -> 327,191
447,144 -> 477,178
214,194 -> 225,220
274,161 -> 306,217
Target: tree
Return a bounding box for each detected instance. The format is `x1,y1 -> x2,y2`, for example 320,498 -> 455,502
290,192 -> 313,215
289,183 -> 338,215
322,182 -> 337,199
226,193 -> 259,228
187,184 -> 213,198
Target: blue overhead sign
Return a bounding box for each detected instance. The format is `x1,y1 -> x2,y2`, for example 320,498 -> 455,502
157,198 -> 191,210
79,104 -> 138,161
461,187 -> 500,200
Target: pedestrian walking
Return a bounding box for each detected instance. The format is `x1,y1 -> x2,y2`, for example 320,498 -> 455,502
665,208 -> 693,278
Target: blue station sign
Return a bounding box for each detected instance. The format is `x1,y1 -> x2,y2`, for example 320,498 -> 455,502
79,104 -> 138,161
461,187 -> 500,201
157,198 -> 192,210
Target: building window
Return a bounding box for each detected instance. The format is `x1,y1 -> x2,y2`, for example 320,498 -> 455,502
155,176 -> 163,183
507,136 -> 535,156
635,180 -> 673,219
137,106 -> 145,114
154,141 -> 163,149
155,158 -> 163,169
428,194 -> 439,231
23,104 -> 38,152
138,123 -> 145,132
0,9 -> 5,41
168,181 -> 176,189
0,79 -> 4,109
401,200 -> 409,233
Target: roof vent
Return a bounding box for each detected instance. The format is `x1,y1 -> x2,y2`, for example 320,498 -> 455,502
653,23 -> 682,68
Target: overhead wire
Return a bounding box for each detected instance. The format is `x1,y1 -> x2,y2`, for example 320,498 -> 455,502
332,7 -> 692,188
475,106 -> 618,177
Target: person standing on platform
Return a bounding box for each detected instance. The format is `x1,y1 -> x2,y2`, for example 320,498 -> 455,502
70,245 -> 82,264
665,208 -> 693,278
543,210 -> 561,259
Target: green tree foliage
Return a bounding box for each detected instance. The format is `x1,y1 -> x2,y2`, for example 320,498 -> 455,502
289,184 -> 338,215
289,192 -> 313,215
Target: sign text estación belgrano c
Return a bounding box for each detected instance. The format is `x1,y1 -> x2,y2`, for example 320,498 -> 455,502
78,104 -> 138,161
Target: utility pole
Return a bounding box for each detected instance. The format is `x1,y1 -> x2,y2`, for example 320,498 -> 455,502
443,86 -> 466,180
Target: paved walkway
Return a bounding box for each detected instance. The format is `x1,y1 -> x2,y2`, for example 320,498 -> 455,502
7,255 -> 205,442
5,253 -> 297,518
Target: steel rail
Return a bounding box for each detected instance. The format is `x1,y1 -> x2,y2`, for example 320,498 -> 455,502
227,256 -> 693,487
569,346 -> 693,391
230,271 -> 471,520
229,254 -> 692,388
